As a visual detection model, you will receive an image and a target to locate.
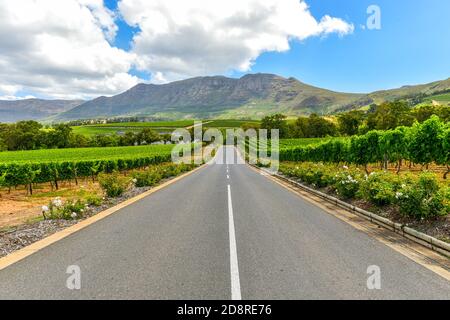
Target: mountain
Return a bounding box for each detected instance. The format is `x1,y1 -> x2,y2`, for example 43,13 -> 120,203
57,74 -> 362,120
337,78 -> 450,111
2,74 -> 450,122
0,99 -> 83,123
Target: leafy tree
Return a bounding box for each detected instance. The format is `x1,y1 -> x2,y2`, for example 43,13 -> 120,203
68,133 -> 89,148
291,114 -> 338,138
2,120 -> 42,150
119,131 -> 138,146
137,128 -> 160,145
412,105 -> 440,123
306,114 -> 338,138
261,114 -> 288,138
338,110 -> 364,136
52,124 -> 73,148
89,134 -> 118,147
292,116 -> 309,138
367,101 -> 414,130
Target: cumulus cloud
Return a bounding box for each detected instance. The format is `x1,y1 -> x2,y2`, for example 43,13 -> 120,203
0,0 -> 140,100
0,0 -> 353,99
119,0 -> 354,83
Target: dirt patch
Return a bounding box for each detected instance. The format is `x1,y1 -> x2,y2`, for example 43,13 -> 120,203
0,179 -> 102,229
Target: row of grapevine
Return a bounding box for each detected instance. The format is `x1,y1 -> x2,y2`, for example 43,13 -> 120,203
0,154 -> 172,193
279,116 -> 450,175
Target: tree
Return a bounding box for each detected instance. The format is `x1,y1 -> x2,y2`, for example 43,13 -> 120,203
338,110 -> 364,136
293,117 -> 309,138
2,121 -> 42,150
119,131 -> 138,146
68,133 -> 89,148
412,105 -> 439,123
137,128 -> 160,145
261,114 -> 288,138
90,134 -> 118,147
367,101 -> 414,130
53,124 -> 73,148
241,122 -> 260,132
305,114 -> 338,138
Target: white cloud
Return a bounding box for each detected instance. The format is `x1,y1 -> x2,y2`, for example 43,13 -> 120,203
119,0 -> 354,83
0,0 -> 353,100
0,95 -> 36,101
0,0 -> 140,100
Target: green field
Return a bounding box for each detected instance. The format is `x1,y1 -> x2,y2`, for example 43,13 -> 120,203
72,119 -> 263,136
203,119 -> 260,128
0,144 -> 174,164
424,93 -> 450,103
280,138 -> 335,148
88,121 -> 195,128
246,137 -> 330,153
72,120 -> 195,136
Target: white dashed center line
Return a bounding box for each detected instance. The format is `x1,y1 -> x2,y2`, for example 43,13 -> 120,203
227,184 -> 241,300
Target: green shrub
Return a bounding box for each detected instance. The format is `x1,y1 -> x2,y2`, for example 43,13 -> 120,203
98,172 -> 131,198
358,172 -> 397,206
85,194 -> 103,206
333,171 -> 362,199
396,173 -> 447,218
43,198 -> 86,220
131,163 -> 195,187
132,170 -> 162,187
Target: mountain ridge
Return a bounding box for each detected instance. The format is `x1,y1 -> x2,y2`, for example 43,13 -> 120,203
56,73 -> 363,120
1,74 -> 449,122
0,98 -> 83,122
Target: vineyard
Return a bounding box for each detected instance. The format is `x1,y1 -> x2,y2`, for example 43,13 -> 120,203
203,119 -> 260,128
278,116 -> 450,177
0,144 -> 177,193
72,120 -> 194,136
279,138 -> 335,148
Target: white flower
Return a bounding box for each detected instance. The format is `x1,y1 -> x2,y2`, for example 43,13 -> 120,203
52,198 -> 63,208
42,205 -> 49,212
343,165 -> 349,170
80,209 -> 84,213
401,184 -> 406,188
132,178 -> 137,184
71,212 -> 77,219
395,192 -> 403,199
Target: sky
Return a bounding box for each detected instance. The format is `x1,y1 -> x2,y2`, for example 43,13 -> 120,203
0,0 -> 449,100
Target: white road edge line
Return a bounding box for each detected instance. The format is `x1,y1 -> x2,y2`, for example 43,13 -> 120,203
227,184 -> 242,300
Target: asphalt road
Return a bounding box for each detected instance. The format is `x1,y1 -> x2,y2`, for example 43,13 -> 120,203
0,146 -> 449,299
